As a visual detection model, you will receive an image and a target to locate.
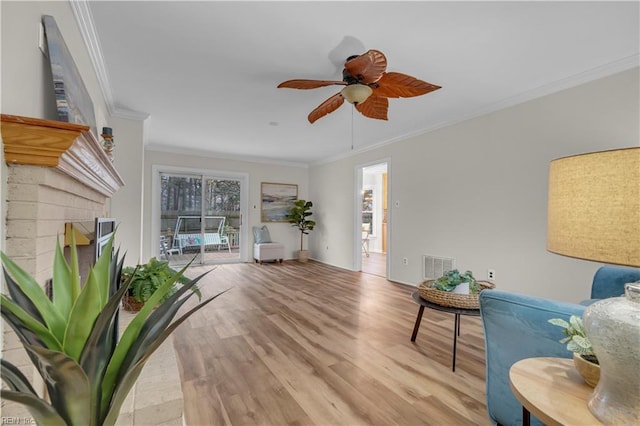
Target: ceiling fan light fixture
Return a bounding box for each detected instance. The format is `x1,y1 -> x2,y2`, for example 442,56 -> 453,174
341,84 -> 373,104
278,49 -> 440,122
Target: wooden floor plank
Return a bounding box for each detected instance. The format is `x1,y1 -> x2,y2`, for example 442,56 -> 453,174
329,360 -> 434,425
174,261 -> 491,425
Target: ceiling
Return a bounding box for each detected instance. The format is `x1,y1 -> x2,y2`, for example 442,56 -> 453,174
82,1 -> 639,165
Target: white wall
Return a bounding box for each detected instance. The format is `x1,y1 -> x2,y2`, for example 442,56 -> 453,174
310,68 -> 640,302
1,1 -> 147,261
309,158 -> 356,267
109,116 -> 146,263
1,1 -> 109,131
143,149 -> 309,261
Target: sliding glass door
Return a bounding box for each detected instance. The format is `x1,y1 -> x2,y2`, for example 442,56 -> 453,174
159,172 -> 243,266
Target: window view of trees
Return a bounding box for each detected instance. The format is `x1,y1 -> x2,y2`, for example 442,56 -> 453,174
161,175 -> 202,216
160,174 -> 241,234
205,179 -> 241,217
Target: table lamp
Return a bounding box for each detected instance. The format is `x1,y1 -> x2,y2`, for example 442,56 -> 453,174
547,146 -> 640,424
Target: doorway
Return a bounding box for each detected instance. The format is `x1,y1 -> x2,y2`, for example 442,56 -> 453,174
157,169 -> 246,266
357,161 -> 389,277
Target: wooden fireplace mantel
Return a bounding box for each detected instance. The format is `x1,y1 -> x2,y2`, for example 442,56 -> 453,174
1,114 -> 125,196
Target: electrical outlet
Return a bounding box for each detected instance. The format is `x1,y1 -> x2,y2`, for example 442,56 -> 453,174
488,269 -> 496,280
403,257 -> 408,265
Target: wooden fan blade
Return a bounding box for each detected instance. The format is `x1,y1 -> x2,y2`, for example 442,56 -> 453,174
278,79 -> 347,89
374,72 -> 441,98
355,96 -> 388,121
344,50 -> 387,84
308,93 -> 345,123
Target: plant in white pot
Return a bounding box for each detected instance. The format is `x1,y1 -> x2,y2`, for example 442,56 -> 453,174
286,199 -> 316,263
0,235 -> 225,425
432,270 -> 479,294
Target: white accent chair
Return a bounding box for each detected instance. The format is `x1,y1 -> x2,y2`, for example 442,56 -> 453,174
253,243 -> 284,264
252,225 -> 284,264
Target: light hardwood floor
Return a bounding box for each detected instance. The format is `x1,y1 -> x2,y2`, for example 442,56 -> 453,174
174,261 -> 491,426
362,252 -> 387,277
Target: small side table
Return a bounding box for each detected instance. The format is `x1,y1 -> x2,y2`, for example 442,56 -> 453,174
410,291 -> 480,372
509,357 -> 602,426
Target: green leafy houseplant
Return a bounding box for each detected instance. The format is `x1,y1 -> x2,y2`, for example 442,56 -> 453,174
286,199 -> 316,252
0,235 -> 225,425
122,257 -> 199,308
548,315 -> 597,364
432,269 -> 480,294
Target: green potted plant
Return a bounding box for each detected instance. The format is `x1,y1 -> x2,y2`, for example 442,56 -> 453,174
549,315 -> 599,387
121,257 -> 198,311
0,235 -> 225,425
432,269 -> 479,294
286,199 -> 316,263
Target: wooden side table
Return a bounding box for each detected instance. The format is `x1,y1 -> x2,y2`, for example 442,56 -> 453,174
509,357 -> 602,426
410,291 -> 480,372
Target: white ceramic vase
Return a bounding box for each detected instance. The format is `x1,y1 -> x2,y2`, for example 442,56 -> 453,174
452,282 -> 470,294
583,282 -> 640,425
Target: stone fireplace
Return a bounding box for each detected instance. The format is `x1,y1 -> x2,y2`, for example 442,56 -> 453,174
2,115 -> 184,425
1,114 -> 124,418
2,114 -> 124,283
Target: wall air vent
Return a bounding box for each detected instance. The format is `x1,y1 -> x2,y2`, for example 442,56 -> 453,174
423,255 -> 455,280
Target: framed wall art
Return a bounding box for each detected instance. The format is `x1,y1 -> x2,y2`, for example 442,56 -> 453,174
43,15 -> 97,136
261,182 -> 298,222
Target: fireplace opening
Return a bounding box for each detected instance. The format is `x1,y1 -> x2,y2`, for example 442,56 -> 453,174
64,217 -> 116,283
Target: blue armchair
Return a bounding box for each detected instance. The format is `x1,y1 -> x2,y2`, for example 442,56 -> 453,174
588,266 -> 640,300
479,266 -> 640,426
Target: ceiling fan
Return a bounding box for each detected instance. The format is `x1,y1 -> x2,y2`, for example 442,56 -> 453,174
278,49 -> 441,123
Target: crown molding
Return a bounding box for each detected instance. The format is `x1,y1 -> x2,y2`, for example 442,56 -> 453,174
70,0 -> 149,122
146,143 -> 309,169
111,107 -> 150,121
313,57 -> 640,166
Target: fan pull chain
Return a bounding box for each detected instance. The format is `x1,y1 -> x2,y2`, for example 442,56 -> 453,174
351,106 -> 355,151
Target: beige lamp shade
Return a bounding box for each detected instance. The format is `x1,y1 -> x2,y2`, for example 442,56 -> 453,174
547,147 -> 640,267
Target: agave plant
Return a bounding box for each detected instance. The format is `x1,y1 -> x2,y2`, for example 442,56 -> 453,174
0,235 -> 225,425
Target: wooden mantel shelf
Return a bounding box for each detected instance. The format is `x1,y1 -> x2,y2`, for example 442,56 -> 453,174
1,114 -> 125,197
